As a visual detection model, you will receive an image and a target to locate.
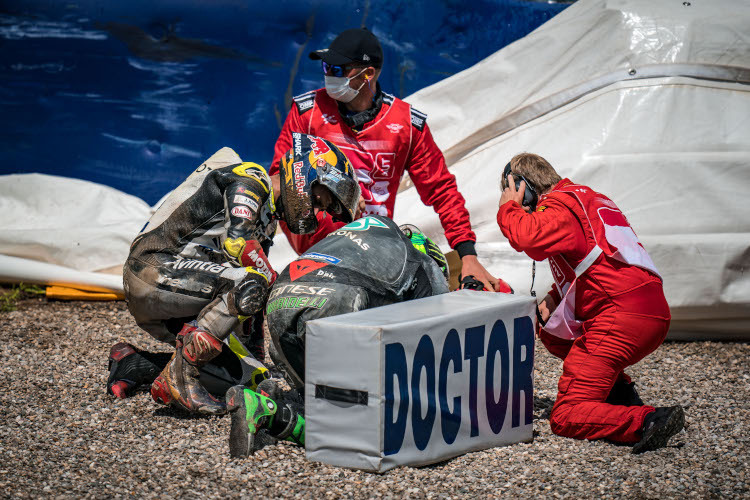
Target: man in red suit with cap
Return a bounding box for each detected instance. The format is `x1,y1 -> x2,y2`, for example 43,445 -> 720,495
270,27 -> 508,292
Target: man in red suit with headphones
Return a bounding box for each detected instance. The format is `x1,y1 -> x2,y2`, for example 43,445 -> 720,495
496,152 -> 684,453
270,28 -> 508,293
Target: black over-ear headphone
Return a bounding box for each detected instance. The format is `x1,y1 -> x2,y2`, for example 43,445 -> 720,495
503,162 -> 538,211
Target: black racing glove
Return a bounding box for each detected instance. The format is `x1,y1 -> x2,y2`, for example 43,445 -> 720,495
458,275 -> 487,291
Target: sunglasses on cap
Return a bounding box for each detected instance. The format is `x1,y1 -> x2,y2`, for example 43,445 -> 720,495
322,61 -> 365,78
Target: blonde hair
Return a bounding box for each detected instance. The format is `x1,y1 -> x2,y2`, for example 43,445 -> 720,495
502,153 -> 562,194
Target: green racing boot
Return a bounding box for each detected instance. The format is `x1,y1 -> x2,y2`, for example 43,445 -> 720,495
226,384 -> 305,458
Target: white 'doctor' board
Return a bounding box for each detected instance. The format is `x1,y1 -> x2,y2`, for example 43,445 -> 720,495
305,289 -> 536,472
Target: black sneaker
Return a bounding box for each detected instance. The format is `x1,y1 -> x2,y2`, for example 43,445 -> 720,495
606,381 -> 645,406
632,406 -> 685,454
106,343 -> 171,398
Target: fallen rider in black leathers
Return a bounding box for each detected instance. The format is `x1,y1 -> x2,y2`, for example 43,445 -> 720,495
107,134 -> 361,415
225,215 -> 452,456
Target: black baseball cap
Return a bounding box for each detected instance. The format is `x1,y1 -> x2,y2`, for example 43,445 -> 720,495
309,28 -> 383,68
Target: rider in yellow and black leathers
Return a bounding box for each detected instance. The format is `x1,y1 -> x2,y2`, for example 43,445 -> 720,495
112,135 -> 360,415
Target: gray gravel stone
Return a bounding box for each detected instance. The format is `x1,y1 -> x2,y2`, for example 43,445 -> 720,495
1,297 -> 748,498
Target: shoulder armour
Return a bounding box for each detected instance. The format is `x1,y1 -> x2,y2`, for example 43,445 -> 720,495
410,107 -> 427,132
293,91 -> 316,115
382,92 -> 395,106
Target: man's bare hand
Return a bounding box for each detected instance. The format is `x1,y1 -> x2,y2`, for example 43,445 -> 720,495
354,195 -> 366,219
537,293 -> 556,324
460,255 -> 503,292
499,174 -> 530,212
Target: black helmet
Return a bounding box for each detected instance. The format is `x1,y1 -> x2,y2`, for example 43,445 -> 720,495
279,133 -> 361,234
399,224 -> 450,283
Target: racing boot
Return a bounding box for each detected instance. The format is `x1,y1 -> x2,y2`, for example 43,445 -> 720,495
255,378 -> 303,412
605,380 -> 645,407
226,381 -> 305,458
256,379 -> 304,448
632,405 -> 685,454
107,342 -> 171,398
150,323 -> 227,415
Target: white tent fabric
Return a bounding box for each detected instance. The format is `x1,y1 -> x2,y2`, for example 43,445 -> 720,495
394,0 -> 750,338
0,173 -> 151,273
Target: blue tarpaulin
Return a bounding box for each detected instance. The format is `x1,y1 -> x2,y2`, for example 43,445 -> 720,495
1,0 -> 568,204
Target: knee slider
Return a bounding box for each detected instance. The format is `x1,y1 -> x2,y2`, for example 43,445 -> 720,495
232,272 -> 269,317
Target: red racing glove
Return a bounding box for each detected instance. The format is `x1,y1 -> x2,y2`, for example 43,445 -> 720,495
224,238 -> 278,285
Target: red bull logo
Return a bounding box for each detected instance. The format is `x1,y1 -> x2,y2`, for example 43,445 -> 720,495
310,137 -> 331,156
293,161 -> 305,194
309,137 -> 339,169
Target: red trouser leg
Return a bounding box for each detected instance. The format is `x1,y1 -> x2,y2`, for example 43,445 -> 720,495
540,328 -> 632,386
546,307 -> 669,443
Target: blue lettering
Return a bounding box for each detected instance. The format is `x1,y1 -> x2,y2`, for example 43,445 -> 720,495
439,329 -> 462,444
383,314 -> 534,455
485,320 -> 510,434
464,325 -> 486,437
411,335 -> 436,451
384,342 -> 409,456
512,316 -> 535,428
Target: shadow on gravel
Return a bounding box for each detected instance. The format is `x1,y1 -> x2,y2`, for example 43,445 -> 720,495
152,406 -> 220,420
534,395 -> 555,420
411,396 -> 560,471
421,457 -> 456,470
606,438 -> 686,453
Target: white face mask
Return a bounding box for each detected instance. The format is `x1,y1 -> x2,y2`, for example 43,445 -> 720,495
324,68 -> 368,103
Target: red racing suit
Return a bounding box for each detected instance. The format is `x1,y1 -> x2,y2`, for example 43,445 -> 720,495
270,87 -> 476,256
497,179 -> 671,443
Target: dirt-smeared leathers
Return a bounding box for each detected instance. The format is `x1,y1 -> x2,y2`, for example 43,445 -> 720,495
267,215 -> 449,388
122,150 -> 281,415
124,150 -> 277,351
